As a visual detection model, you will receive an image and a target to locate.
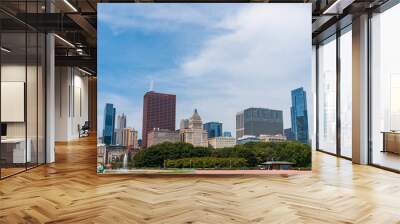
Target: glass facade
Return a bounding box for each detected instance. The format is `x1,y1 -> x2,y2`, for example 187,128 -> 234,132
0,1 -> 47,179
290,87 -> 309,144
103,103 -> 115,145
371,3 -> 400,171
203,122 -> 222,138
317,36 -> 337,154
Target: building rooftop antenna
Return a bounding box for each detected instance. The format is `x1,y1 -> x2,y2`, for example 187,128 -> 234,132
149,79 -> 154,91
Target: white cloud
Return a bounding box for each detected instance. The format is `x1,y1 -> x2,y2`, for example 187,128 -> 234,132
174,4 -> 312,134
98,4 -> 237,34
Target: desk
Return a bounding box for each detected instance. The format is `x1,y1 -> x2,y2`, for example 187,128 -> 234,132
382,132 -> 400,154
1,138 -> 31,163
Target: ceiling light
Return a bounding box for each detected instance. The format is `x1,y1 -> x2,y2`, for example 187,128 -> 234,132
78,67 -> 93,76
1,47 -> 11,53
54,34 -> 75,48
63,0 -> 78,12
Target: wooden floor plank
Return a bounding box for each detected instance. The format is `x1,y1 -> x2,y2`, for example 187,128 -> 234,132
1,135 -> 400,223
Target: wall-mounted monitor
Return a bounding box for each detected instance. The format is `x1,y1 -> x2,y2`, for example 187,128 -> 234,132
1,82 -> 25,122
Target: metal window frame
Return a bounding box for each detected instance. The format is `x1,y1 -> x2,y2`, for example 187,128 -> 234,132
315,22 -> 353,161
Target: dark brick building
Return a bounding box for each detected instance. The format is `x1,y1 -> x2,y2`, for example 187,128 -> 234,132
142,91 -> 176,148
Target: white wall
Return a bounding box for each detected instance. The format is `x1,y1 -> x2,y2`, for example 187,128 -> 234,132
1,63 -> 47,163
55,67 -> 89,141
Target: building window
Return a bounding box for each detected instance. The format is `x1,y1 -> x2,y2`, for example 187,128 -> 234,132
317,36 -> 337,154
339,27 -> 352,158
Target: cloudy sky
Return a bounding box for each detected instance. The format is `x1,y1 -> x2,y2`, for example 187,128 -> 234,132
98,3 -> 312,138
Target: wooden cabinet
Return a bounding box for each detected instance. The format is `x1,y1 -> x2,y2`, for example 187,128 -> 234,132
382,132 -> 400,154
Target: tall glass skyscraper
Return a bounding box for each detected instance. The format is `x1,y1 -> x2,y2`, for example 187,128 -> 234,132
203,122 -> 223,138
103,103 -> 116,145
290,87 -> 309,144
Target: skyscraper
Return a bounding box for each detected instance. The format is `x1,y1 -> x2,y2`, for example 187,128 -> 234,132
142,91 -> 176,148
284,128 -> 295,141
236,108 -> 283,139
115,113 -> 127,145
121,128 -> 138,149
103,103 -> 116,145
290,87 -> 309,144
203,122 -> 223,138
223,131 -> 232,137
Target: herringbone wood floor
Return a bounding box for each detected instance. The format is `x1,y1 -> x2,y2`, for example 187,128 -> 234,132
1,136 -> 400,224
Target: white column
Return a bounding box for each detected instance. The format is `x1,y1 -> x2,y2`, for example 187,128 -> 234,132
46,32 -> 55,163
352,14 -> 369,164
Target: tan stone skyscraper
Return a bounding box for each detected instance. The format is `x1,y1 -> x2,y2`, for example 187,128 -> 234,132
121,128 -> 138,149
180,109 -> 208,147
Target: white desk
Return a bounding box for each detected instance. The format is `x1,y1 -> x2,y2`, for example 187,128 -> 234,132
1,138 -> 31,163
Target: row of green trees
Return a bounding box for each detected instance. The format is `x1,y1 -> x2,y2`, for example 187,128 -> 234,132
166,157 -> 247,169
132,141 -> 311,169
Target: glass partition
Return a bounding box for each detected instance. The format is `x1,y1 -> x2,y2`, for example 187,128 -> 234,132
0,2 -> 46,179
38,32 -> 45,165
1,31 -> 28,177
317,36 -> 337,154
27,31 -> 38,169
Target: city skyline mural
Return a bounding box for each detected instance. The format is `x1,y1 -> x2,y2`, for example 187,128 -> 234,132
98,3 -> 312,174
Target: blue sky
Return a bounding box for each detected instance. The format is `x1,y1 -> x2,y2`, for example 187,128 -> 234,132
98,3 -> 312,138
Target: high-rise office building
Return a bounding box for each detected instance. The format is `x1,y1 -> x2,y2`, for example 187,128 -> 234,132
121,128 -> 138,149
180,109 -> 208,147
236,108 -> 283,139
203,122 -> 223,138
223,131 -> 232,137
115,113 -> 127,145
284,128 -> 295,141
290,87 -> 309,144
103,103 -> 116,145
142,91 -> 176,148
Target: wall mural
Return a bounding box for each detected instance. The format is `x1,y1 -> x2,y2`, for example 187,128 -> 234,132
97,3 -> 312,174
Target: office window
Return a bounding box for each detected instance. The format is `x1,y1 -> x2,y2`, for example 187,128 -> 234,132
371,3 -> 400,171
340,28 -> 352,158
318,36 -> 337,154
